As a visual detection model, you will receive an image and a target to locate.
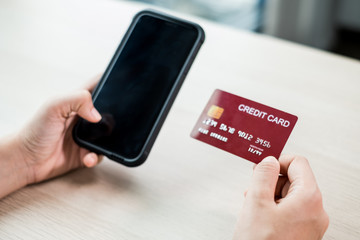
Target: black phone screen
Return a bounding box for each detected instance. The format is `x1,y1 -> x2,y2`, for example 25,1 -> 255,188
76,14 -> 199,159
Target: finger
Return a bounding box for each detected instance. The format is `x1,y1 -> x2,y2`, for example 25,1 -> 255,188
243,189 -> 248,198
281,180 -> 291,198
274,175 -> 288,199
247,156 -> 280,202
83,152 -> 101,168
56,90 -> 102,123
278,155 -> 317,186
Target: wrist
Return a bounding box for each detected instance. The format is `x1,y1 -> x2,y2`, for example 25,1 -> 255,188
0,133 -> 33,198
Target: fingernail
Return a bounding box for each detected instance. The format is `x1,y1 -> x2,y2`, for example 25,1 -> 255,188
91,108 -> 102,121
261,156 -> 277,163
85,154 -> 97,167
89,155 -> 97,165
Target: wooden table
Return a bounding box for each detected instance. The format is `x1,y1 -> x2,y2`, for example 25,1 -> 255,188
1,0 -> 359,239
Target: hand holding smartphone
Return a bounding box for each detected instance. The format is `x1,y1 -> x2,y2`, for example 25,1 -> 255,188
73,10 -> 205,167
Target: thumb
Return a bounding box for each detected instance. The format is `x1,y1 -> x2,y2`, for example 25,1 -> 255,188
247,156 -> 280,202
53,90 -> 102,123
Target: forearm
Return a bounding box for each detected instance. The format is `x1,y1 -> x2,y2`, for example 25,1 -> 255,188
0,134 -> 30,199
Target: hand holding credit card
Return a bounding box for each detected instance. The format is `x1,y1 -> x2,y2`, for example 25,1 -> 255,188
190,89 -> 298,164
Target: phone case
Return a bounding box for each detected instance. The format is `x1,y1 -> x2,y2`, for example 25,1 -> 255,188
73,9 -> 205,167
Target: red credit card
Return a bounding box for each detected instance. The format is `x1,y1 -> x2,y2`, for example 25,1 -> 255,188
190,89 -> 298,164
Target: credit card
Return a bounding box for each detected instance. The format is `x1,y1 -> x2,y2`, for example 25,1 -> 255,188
190,89 -> 298,164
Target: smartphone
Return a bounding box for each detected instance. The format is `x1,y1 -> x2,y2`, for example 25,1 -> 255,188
72,10 -> 205,167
